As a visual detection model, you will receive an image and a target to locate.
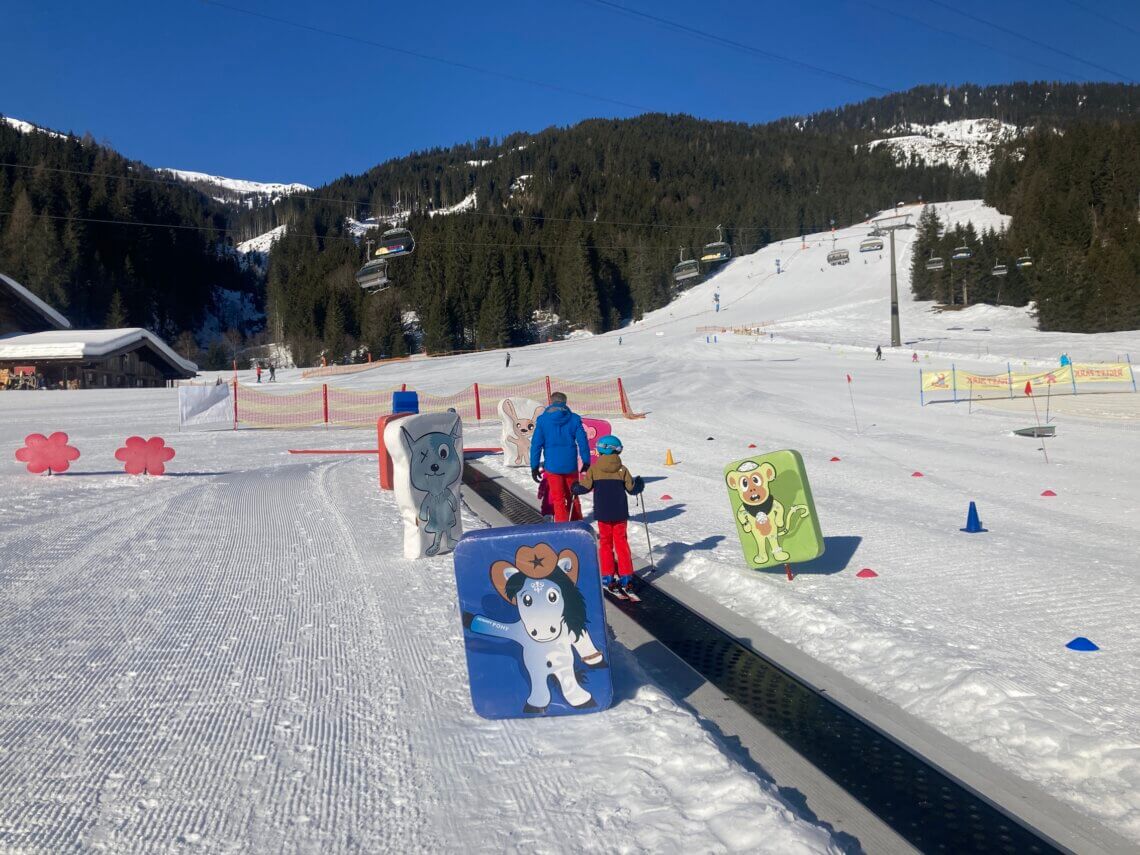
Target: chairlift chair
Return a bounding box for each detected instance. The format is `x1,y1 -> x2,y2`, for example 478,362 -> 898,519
1016,250 -> 1034,269
375,227 -> 415,258
859,236 -> 884,253
700,224 -> 731,265
951,245 -> 973,261
991,263 -> 1008,277
826,249 -> 850,266
925,253 -> 945,272
355,258 -> 390,294
673,258 -> 701,284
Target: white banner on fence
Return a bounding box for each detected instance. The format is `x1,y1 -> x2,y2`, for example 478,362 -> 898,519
178,383 -> 233,428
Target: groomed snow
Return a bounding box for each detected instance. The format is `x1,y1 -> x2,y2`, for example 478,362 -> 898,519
0,395 -> 839,853
3,199 -> 1138,849
312,199 -> 1140,843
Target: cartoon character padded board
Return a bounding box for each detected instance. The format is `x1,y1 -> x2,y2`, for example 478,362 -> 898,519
498,397 -> 544,467
385,411 -> 464,559
580,417 -> 612,464
454,523 -> 613,719
724,449 -> 824,568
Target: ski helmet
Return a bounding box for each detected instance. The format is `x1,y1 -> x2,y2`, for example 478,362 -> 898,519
596,435 -> 623,455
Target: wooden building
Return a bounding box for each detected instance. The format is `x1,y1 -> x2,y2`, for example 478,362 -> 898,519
0,273 -> 197,389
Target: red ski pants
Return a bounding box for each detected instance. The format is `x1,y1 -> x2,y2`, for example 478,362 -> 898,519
543,471 -> 583,523
598,520 -> 633,579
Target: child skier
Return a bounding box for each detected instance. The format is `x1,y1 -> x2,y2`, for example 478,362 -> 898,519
572,435 -> 645,599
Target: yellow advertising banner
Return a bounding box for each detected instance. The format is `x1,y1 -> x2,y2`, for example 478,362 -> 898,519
921,363 -> 1134,394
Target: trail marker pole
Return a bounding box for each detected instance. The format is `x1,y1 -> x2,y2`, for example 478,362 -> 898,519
846,373 -> 860,434
1025,381 -> 1049,463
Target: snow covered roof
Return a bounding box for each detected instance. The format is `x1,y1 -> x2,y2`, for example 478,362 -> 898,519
0,328 -> 197,376
0,272 -> 72,330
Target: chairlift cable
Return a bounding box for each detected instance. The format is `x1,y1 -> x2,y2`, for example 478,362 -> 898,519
199,0 -> 650,112
582,0 -> 892,93
918,0 -> 1136,83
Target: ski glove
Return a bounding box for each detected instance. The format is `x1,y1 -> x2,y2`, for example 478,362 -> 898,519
629,476 -> 645,495
570,482 -> 589,496
531,467 -> 542,484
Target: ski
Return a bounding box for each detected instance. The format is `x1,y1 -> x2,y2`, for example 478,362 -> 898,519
622,586 -> 642,603
603,584 -> 629,602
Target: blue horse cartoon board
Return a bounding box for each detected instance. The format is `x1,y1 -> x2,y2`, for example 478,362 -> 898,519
454,523 -> 613,719
724,449 -> 824,569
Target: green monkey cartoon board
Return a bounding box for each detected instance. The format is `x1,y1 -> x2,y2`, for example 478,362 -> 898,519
724,449 -> 824,568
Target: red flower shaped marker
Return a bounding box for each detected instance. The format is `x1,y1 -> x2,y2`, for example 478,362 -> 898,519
15,432 -> 81,475
115,436 -> 176,476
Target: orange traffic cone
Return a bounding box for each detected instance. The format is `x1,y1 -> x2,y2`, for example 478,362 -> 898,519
664,449 -> 676,466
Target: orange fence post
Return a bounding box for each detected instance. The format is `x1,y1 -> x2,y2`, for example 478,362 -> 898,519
232,379 -> 239,430
617,377 -> 629,417
473,383 -> 482,420
544,375 -> 552,403
322,383 -> 329,426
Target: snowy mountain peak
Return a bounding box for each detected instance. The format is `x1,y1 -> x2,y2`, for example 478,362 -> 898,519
2,116 -> 66,139
157,168 -> 312,205
866,118 -> 1022,176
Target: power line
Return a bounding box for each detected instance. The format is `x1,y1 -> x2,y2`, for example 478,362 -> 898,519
0,208 -> 846,250
0,160 -> 841,236
1061,0 -> 1140,39
917,0 -> 1136,83
858,2 -> 1090,83
198,0 -> 649,112
581,0 -> 892,94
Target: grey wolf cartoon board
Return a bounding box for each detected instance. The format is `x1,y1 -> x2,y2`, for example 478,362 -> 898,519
386,411 -> 464,559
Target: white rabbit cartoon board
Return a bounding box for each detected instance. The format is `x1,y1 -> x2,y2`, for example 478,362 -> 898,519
498,397 -> 545,467
386,411 -> 464,559
455,523 -> 613,719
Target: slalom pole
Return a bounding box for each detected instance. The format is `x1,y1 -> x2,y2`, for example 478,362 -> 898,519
1046,379 -> 1052,424
637,492 -> 657,574
1025,381 -> 1049,464
846,373 -> 860,434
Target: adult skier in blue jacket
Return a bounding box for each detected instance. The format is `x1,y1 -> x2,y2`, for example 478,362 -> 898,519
530,391 -> 591,522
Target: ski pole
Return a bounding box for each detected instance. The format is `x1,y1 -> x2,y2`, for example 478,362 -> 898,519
637,492 -> 657,573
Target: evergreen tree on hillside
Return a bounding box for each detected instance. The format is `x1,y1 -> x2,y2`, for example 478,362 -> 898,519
105,290 -> 127,327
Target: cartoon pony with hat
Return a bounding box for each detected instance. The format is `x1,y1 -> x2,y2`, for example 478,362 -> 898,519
462,543 -> 607,714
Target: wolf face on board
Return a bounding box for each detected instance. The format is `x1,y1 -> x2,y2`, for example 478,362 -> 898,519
400,414 -> 463,556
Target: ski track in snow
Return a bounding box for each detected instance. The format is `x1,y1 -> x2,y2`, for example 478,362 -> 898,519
0,402 -> 838,853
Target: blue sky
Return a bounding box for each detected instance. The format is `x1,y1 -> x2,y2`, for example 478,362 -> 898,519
1,0 -> 1136,187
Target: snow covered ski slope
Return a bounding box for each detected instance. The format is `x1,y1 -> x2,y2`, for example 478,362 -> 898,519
2,200 -> 1139,850
317,200 -> 1140,844
0,394 -> 838,853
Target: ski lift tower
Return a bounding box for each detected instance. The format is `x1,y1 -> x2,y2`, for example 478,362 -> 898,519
872,212 -> 914,348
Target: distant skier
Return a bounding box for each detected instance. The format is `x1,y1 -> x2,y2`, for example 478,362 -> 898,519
911,352 -> 919,363
255,363 -> 263,383
875,345 -> 883,361
505,352 -> 511,368
268,363 -> 276,382
572,435 -> 644,599
618,336 -> 623,346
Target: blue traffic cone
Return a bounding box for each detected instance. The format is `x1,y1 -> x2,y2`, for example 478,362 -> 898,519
960,501 -> 987,533
1066,637 -> 1099,651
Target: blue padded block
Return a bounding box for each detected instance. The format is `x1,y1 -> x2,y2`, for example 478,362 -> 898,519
391,390 -> 419,414
454,522 -> 613,719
